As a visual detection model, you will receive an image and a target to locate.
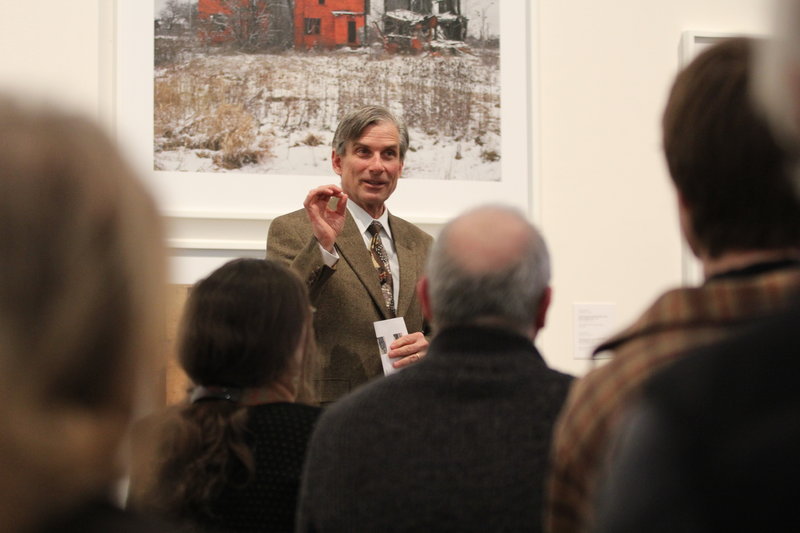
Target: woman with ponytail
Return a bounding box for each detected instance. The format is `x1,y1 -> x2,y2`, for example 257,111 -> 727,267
129,258 -> 320,532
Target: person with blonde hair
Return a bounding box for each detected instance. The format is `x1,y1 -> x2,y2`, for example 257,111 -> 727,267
128,258 -> 321,533
0,96 -> 167,531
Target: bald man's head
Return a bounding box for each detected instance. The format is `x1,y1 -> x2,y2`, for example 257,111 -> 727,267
444,208 -> 534,275
423,205 -> 551,337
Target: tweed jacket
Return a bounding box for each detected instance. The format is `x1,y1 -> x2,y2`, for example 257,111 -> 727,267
267,208 -> 432,403
545,266 -> 800,533
296,326 -> 573,533
593,298 -> 800,533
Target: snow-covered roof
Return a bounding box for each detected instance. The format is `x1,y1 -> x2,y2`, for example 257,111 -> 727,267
428,39 -> 469,48
385,9 -> 427,24
436,12 -> 460,22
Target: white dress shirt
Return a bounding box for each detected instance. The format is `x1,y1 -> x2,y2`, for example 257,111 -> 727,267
318,202 -> 400,307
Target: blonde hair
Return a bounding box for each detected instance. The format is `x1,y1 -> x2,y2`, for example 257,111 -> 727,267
0,97 -> 165,531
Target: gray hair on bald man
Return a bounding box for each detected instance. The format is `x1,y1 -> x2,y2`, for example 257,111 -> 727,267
425,204 -> 551,337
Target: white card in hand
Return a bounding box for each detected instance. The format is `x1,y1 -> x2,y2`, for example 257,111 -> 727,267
373,317 -> 408,375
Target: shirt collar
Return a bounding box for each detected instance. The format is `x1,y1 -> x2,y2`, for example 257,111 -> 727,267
347,201 -> 393,241
705,258 -> 800,283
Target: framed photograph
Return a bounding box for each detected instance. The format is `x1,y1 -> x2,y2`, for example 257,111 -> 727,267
679,31 -> 734,67
116,1 -> 533,248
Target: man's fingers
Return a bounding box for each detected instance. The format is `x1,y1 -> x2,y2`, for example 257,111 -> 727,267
387,344 -> 416,359
390,332 -> 420,348
334,193 -> 348,215
304,184 -> 344,207
388,333 -> 428,359
391,352 -> 424,369
390,332 -> 425,351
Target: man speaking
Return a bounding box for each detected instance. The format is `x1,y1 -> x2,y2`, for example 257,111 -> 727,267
267,105 -> 432,403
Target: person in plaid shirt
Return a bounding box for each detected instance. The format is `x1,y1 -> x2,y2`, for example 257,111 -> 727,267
545,36 -> 800,533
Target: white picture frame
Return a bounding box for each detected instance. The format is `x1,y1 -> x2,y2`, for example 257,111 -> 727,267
114,1 -> 536,251
679,31 -> 740,68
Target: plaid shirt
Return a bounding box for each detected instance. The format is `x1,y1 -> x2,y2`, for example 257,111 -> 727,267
545,266 -> 800,533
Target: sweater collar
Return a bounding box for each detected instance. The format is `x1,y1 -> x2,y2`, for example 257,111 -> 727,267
428,325 -> 545,363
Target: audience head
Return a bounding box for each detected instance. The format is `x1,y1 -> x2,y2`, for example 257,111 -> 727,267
332,104 -> 409,161
140,258 -> 315,523
420,204 -> 551,339
0,96 -> 165,529
663,37 -> 800,260
179,258 -> 315,401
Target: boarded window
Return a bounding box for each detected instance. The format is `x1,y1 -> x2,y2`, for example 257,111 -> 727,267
304,18 -> 321,35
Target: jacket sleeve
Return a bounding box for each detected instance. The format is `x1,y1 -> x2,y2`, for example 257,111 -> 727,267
267,214 -> 336,304
592,401 -> 704,533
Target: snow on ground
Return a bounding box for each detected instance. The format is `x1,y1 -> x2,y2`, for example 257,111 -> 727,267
154,48 -> 501,181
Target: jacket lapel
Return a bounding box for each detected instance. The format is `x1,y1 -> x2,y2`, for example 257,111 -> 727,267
389,213 -> 420,318
337,212 -> 391,319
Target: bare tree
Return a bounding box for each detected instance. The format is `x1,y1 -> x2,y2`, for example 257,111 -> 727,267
199,0 -> 292,52
157,0 -> 196,35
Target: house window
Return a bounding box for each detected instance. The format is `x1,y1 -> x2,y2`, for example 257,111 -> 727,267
318,0 -> 325,4
211,14 -> 227,32
304,18 -> 321,35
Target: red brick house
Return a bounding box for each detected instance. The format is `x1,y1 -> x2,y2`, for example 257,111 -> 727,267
294,0 -> 368,50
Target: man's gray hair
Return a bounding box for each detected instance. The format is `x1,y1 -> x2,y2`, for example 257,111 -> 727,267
426,205 -> 551,332
332,105 -> 409,160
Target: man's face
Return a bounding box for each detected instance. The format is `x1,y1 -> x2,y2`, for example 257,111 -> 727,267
333,121 -> 404,218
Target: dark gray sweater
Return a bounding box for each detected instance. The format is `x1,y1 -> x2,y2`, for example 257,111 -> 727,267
296,326 -> 573,532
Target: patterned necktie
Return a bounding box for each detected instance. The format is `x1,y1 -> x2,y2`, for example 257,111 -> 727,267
367,221 -> 396,317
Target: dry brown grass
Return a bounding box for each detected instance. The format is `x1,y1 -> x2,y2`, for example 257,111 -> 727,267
300,132 -> 324,146
154,51 -> 500,171
480,149 -> 500,162
155,61 -> 275,168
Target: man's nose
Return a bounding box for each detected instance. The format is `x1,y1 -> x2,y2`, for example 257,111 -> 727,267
367,153 -> 384,172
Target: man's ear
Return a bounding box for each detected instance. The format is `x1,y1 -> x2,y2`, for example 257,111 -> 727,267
417,276 -> 432,322
331,149 -> 343,176
534,286 -> 552,332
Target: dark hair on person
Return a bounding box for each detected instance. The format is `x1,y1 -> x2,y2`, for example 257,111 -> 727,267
148,258 -> 315,523
179,258 -> 312,390
663,37 -> 800,258
332,105 -> 409,160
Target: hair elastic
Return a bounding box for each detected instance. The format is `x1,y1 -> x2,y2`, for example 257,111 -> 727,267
190,385 -> 242,404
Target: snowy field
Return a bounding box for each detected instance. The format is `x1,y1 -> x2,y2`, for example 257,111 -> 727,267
154,47 -> 501,180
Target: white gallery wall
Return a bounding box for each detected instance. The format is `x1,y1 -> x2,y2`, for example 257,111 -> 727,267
535,0 -> 770,376
0,0 -> 772,376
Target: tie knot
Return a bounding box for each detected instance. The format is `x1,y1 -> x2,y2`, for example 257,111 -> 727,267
368,221 -> 383,237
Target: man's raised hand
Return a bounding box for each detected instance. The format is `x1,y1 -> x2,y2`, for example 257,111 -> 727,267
304,185 -> 348,252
